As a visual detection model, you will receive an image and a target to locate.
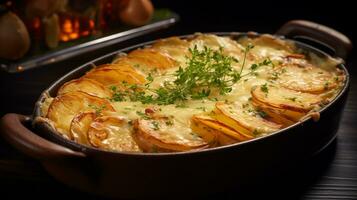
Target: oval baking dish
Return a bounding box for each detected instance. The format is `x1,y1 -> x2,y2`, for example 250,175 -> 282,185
37,31 -> 346,153
0,20 -> 352,198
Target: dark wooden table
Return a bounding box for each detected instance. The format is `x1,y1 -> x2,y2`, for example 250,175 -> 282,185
1,1 -> 357,197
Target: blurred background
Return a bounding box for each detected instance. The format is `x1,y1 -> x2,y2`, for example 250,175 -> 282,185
0,0 -> 356,199
154,0 -> 355,41
0,0 -> 355,116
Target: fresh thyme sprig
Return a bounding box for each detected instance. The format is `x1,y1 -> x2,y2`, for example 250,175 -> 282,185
109,44 -> 273,105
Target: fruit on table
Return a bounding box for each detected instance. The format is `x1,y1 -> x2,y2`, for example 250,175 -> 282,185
119,0 -> 154,26
0,11 -> 30,60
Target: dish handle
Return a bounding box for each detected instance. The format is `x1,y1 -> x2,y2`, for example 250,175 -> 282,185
276,20 -> 352,60
0,113 -> 85,160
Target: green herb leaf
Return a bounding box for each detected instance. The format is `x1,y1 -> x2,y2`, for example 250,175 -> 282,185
136,111 -> 151,120
151,121 -> 160,130
256,110 -> 267,118
286,97 -> 297,102
260,83 -> 269,93
88,104 -> 106,115
109,44 -> 272,105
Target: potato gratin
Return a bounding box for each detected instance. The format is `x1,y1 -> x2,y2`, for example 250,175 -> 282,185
39,33 -> 345,153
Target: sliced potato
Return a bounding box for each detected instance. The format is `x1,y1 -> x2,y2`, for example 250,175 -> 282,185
58,78 -> 112,98
191,114 -> 218,145
251,84 -> 322,113
277,62 -> 338,94
190,34 -> 245,61
87,114 -> 141,152
151,36 -> 190,62
83,64 -> 146,87
213,102 -> 282,137
238,34 -> 295,64
47,91 -> 114,136
252,98 -> 306,122
113,48 -> 177,74
251,100 -> 295,127
191,114 -> 243,145
191,34 -> 244,52
133,116 -> 208,152
240,34 -> 295,53
70,112 -> 96,145
128,49 -> 177,69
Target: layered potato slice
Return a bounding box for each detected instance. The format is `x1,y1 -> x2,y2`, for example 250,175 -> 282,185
57,78 -> 112,98
213,102 -> 282,137
277,60 -> 341,94
251,101 -> 295,127
191,114 -> 243,145
70,111 -> 141,152
151,36 -> 190,63
191,34 -> 244,57
70,112 -> 96,145
83,64 -> 146,87
47,91 -> 114,137
251,84 -> 323,121
238,34 -> 295,64
113,48 -> 177,74
239,34 -> 295,53
87,114 -> 141,152
133,116 -> 208,152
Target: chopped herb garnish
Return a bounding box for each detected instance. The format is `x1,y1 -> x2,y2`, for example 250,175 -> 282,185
260,83 -> 269,93
324,82 -> 329,90
247,108 -> 254,113
256,110 -> 267,118
191,89 -> 211,100
253,129 -> 259,135
190,132 -> 200,139
136,111 -> 151,119
286,97 -> 297,102
242,103 -> 249,109
209,97 -> 219,102
196,107 -> 207,111
250,63 -> 258,71
109,45 -> 273,105
88,104 -> 106,115
151,121 -> 160,130
109,86 -> 125,102
175,103 -> 188,108
240,58 -> 273,78
165,120 -> 174,126
145,73 -> 154,86
150,68 -> 158,73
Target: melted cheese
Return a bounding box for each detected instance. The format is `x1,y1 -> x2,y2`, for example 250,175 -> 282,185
40,33 -> 345,152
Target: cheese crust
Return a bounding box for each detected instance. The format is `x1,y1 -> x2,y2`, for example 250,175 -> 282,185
40,33 -> 345,153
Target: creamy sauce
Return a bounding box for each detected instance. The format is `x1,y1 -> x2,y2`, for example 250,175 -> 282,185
40,33 -> 345,152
